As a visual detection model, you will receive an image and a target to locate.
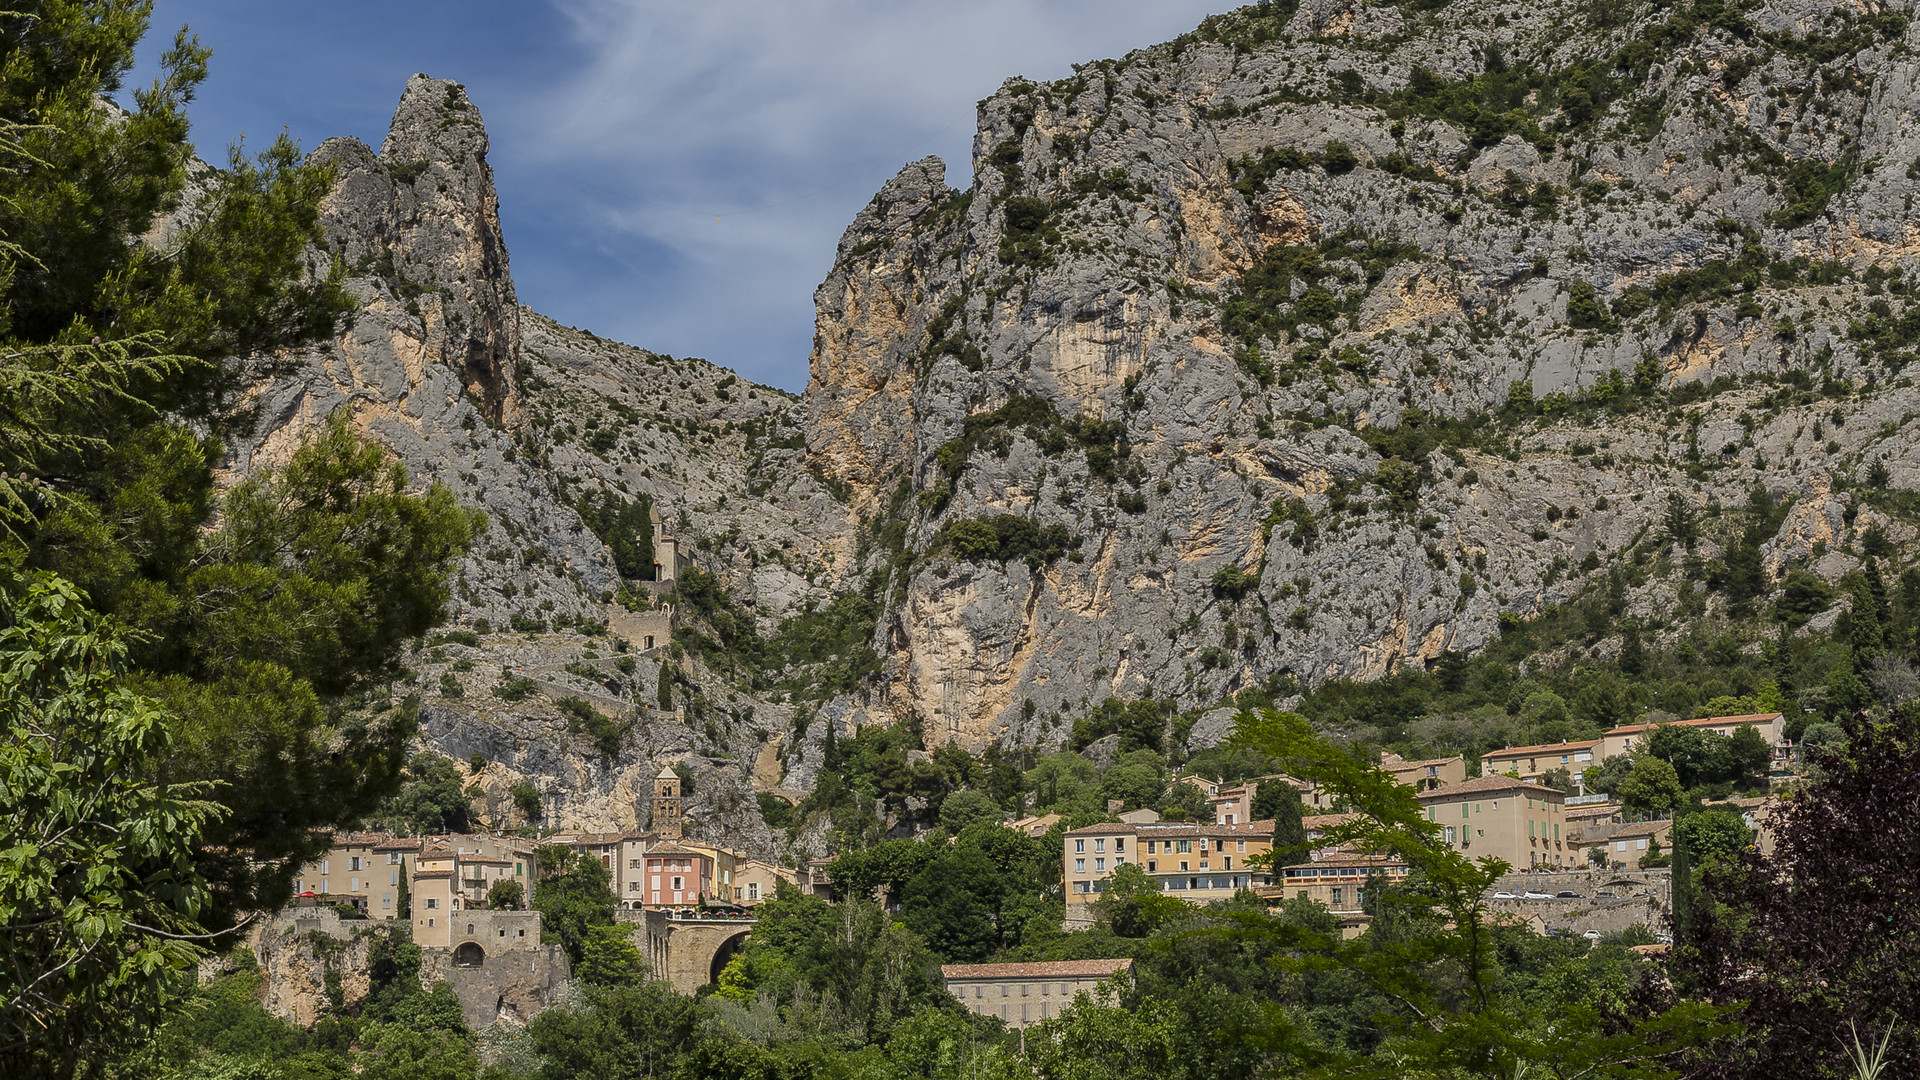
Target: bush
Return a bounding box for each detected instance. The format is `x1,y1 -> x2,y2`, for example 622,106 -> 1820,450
511,782 -> 541,822
1211,564 -> 1261,600
935,514 -> 1074,568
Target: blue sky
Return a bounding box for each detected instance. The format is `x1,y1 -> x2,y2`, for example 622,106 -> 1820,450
135,1 -> 1229,391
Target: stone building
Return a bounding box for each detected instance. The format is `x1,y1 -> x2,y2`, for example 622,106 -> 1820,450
941,958 -> 1134,1027
640,843 -> 713,908
1418,776 -> 1571,870
1062,820 -> 1274,927
1478,740 -> 1600,783
653,764 -> 684,840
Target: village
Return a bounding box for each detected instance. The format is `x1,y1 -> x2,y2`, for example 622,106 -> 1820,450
263,709 -> 1790,1030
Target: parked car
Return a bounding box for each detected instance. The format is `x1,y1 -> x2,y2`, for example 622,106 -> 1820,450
1492,891 -> 1517,899
1582,930 -> 1602,940
1595,891 -> 1617,899
1655,934 -> 1674,944
1523,891 -> 1553,900
1556,891 -> 1583,898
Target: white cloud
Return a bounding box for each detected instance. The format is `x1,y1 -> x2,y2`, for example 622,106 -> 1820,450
497,0 -> 1227,388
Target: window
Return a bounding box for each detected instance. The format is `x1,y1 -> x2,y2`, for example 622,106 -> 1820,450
1094,839 -> 1105,853
1074,839 -> 1085,853
1180,861 -> 1189,871
1529,820 -> 1536,837
631,859 -> 642,869
350,857 -> 362,872
1443,826 -> 1456,844
1636,838 -> 1649,850
1616,840 -> 1627,852
1236,840 -> 1245,852
672,876 -> 684,890
1095,858 -> 1105,872
1075,859 -> 1085,873
748,883 -> 760,901
1115,857 -> 1126,867
426,899 -> 438,910
1223,856 -> 1232,869
1075,882 -> 1090,893
321,861 -> 330,875
1462,804 -> 1470,819
974,987 -> 983,998
320,879 -> 328,893
1147,860 -> 1157,872
428,918 -> 434,928
350,877 -> 358,891
1001,985 -> 1009,997
382,893 -> 392,908
1114,839 -> 1125,853
1553,824 -> 1561,841
1176,839 -> 1191,853
1332,887 -> 1344,905
388,852 -> 401,865
1021,984 -> 1029,997
1147,840 -> 1157,854
390,870 -> 400,886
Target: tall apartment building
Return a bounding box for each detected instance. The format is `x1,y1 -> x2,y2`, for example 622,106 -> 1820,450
1062,820 -> 1274,927
1417,776 -> 1570,870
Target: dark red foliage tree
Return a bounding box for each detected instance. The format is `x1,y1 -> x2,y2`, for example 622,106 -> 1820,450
1681,707 -> 1920,1079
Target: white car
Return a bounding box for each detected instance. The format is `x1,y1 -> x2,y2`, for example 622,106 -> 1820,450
1523,891 -> 1553,900
1582,930 -> 1602,940
1492,891 -> 1517,899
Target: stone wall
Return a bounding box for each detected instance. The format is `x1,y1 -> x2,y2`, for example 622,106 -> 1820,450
251,907 -> 570,1031
422,941 -> 571,1030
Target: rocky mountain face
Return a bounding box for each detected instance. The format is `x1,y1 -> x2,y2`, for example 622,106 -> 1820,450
227,76 -> 842,853
232,1 -> 1920,844
802,0 -> 1920,750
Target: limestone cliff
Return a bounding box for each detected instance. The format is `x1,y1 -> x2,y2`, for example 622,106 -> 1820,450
801,0 -> 1920,749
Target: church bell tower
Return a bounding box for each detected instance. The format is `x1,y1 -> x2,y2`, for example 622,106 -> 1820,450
652,764 -> 683,840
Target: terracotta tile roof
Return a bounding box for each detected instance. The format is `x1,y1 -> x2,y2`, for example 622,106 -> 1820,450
412,870 -> 453,879
373,838 -> 422,851
1480,740 -> 1600,759
941,958 -> 1133,980
1565,805 -> 1623,821
1602,714 -> 1782,736
1301,813 -> 1360,831
1419,776 -> 1566,799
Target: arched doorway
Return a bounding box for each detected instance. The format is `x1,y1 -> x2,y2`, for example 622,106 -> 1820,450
708,930 -> 750,986
453,941 -> 485,968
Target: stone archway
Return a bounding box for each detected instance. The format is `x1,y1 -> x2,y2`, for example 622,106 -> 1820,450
708,929 -> 750,985
453,941 -> 485,968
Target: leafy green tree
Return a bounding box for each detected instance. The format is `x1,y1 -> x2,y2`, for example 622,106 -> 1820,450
937,788 -> 1004,832
527,981 -> 704,1080
1684,707 -> 1920,1076
532,845 -> 619,967
1027,982 -> 1180,1080
379,753 -> 475,835
485,879 -> 524,911
0,0 -> 481,940
1095,864 -> 1189,939
1155,776 -> 1211,821
575,923 -> 648,987
0,568 -> 222,1077
1098,749 -> 1167,810
1222,708 -> 1732,1077
510,781 -> 542,822
1255,780 -> 1308,866
1618,754 -> 1684,818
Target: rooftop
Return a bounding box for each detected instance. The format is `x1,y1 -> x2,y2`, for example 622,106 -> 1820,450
941,958 -> 1134,980
1480,740 -> 1601,759
1066,819 -> 1274,838
1603,714 -> 1783,737
1419,776 -> 1566,799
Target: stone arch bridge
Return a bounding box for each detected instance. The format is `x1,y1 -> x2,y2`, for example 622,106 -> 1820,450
618,910 -> 755,994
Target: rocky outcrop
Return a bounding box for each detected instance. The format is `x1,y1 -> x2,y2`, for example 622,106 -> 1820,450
797,0 -> 1920,749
